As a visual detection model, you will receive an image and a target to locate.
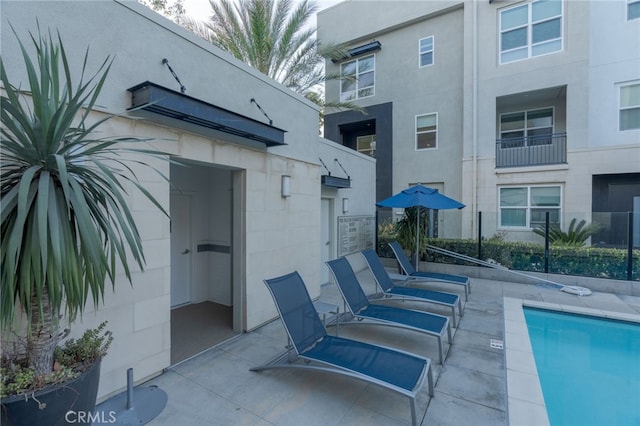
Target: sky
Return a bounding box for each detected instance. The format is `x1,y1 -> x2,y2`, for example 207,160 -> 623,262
183,0 -> 344,22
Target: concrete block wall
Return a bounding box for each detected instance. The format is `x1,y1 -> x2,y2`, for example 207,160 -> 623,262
318,138 -> 376,216
1,0 -> 376,402
245,158 -> 323,328
49,114 -> 174,399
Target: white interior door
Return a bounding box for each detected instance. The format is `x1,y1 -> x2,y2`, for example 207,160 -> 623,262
321,199 -> 331,284
171,193 -> 192,307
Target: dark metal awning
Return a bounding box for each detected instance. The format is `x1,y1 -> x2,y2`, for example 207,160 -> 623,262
321,175 -> 351,188
332,41 -> 382,63
127,81 -> 286,147
348,41 -> 381,57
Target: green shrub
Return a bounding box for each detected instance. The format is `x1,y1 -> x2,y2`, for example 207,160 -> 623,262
376,223 -> 639,281
54,322 -> 112,372
421,238 -> 639,281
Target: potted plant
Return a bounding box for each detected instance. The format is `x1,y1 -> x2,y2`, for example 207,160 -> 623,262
0,27 -> 167,425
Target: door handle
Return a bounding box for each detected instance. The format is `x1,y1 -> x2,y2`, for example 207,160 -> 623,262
181,249 -> 190,254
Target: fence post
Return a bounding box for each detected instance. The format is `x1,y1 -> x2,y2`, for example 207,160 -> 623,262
478,211 -> 482,261
544,211 -> 550,273
628,211 -> 633,281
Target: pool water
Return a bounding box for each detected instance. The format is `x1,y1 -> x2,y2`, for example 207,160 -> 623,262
524,308 -> 640,426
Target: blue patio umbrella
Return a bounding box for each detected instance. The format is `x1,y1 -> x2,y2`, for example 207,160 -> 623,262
376,184 -> 465,266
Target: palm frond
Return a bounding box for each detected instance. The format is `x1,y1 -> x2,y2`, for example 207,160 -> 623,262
202,0 -> 362,119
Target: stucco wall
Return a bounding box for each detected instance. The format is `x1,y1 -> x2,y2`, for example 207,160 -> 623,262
319,2 -> 466,238
317,0 -> 462,44
588,0 -> 640,148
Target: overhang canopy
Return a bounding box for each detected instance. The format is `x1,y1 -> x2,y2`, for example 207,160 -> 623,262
321,175 -> 351,188
332,41 -> 382,63
348,41 -> 381,57
127,81 -> 287,147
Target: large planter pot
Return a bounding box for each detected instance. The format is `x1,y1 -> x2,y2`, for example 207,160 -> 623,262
1,360 -> 101,426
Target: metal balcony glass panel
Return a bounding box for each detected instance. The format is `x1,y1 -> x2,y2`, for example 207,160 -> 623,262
496,132 -> 567,168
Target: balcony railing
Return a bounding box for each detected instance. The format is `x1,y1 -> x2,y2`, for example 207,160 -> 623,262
496,132 -> 567,168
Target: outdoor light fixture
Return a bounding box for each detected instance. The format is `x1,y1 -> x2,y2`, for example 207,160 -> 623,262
342,198 -> 349,214
281,175 -> 291,198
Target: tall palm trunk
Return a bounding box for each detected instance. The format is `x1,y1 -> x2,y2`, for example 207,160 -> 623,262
27,291 -> 59,376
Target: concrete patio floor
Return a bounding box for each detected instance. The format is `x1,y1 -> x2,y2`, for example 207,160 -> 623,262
144,269 -> 640,426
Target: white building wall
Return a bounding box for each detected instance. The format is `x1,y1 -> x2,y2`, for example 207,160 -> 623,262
319,2 -> 466,238
588,0 -> 640,148
320,0 -> 639,244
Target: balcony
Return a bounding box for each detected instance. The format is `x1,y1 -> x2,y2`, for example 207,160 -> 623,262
496,132 -> 567,168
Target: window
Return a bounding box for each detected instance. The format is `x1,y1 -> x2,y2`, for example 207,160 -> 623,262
629,0 -> 640,20
419,36 -> 434,67
340,55 -> 375,101
499,107 -> 553,147
620,82 -> 640,131
499,185 -> 561,228
356,135 -> 376,157
499,0 -> 563,64
416,113 -> 437,150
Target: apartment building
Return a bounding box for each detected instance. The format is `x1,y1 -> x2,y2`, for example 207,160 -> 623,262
319,0 -> 640,245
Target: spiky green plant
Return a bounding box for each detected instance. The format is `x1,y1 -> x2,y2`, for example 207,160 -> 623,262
0,27 -> 168,378
394,207 -> 430,259
533,218 -> 602,247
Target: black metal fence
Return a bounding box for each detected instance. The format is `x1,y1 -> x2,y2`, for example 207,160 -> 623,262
476,211 -> 638,281
377,210 -> 640,281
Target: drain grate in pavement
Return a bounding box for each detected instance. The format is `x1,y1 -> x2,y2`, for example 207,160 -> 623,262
490,338 -> 504,350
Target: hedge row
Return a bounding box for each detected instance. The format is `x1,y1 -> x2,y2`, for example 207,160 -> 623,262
378,237 -> 640,281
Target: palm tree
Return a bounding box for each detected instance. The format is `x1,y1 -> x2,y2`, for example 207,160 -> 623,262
1,27 -> 167,377
185,0 -> 361,117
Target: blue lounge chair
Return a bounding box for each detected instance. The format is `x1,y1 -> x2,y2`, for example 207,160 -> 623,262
326,257 -> 451,364
251,271 -> 433,426
389,241 -> 471,301
361,249 -> 463,328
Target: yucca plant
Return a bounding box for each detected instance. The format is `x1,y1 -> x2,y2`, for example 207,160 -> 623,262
533,218 -> 602,247
0,26 -> 168,384
394,207 -> 430,261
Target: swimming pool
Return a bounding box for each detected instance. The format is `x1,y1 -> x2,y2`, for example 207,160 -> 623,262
524,307 -> 640,426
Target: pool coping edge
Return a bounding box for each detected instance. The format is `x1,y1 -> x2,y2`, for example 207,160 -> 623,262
503,297 -> 640,426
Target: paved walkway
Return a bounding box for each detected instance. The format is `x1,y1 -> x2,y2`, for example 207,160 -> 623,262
145,269 -> 640,425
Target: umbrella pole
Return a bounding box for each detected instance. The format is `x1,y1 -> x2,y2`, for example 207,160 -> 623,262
415,207 -> 420,269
